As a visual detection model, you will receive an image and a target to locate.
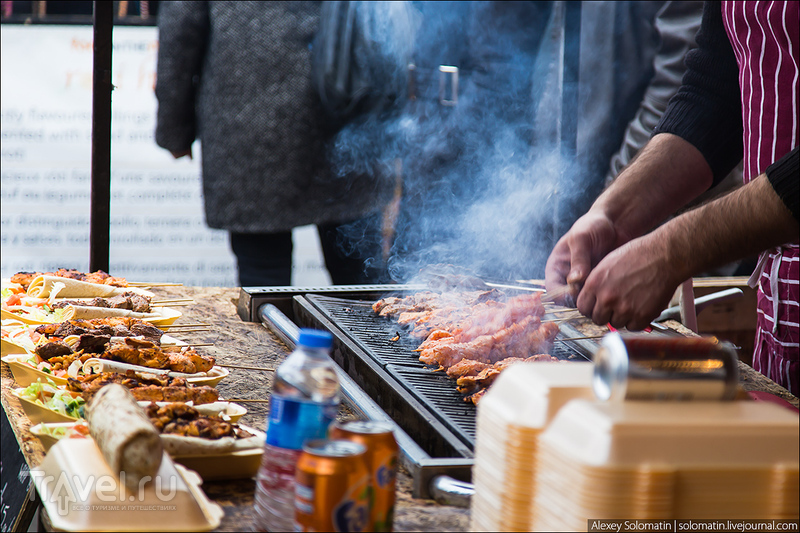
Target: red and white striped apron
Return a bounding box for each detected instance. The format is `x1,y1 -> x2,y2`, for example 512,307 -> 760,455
722,1 -> 799,396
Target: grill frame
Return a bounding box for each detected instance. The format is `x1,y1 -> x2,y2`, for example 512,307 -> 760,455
238,284 -> 598,496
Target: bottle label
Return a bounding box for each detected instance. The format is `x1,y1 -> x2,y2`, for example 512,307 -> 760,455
266,395 -> 338,450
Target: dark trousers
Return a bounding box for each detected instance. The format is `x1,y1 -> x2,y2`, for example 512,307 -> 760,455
230,211 -> 389,287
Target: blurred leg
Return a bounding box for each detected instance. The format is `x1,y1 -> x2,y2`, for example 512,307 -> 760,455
229,231 -> 293,286
318,211 -> 389,285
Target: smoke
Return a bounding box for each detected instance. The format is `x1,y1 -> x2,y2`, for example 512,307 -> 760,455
327,1 -> 595,284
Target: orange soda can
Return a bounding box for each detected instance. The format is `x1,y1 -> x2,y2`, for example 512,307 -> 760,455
329,420 -> 399,532
295,439 -> 371,532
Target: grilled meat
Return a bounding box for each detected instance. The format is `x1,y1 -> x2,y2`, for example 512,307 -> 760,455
52,292 -> 151,313
34,318 -> 163,345
143,402 -> 250,439
455,354 -> 560,395
167,351 -> 215,374
444,359 -> 491,379
10,269 -> 127,290
373,290 -> 502,319
106,338 -> 171,369
417,293 -> 546,348
76,334 -> 112,354
419,317 -> 559,368
105,338 -> 214,373
374,284 -> 562,404
34,339 -> 73,360
67,371 -> 219,404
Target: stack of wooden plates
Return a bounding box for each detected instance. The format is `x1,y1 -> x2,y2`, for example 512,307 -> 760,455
532,399 -> 800,531
470,362 -> 595,532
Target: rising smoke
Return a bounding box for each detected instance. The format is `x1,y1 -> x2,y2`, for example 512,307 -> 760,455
327,1 -> 605,284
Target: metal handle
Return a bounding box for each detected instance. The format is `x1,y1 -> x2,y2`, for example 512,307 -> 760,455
655,288 -> 744,323
259,303 -> 300,348
429,475 -> 474,508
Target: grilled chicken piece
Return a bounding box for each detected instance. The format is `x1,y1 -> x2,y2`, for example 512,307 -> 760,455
465,388 -> 488,405
106,338 -> 171,369
445,359 -> 490,379
419,317 -> 559,368
455,354 -> 560,395
167,351 -> 215,374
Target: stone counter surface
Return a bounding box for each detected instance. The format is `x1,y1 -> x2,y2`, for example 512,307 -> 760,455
2,285 -> 796,532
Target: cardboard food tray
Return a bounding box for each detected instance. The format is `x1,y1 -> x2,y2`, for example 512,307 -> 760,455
2,354 -> 229,388
30,422 -> 264,480
32,438 -> 223,531
12,387 -> 82,424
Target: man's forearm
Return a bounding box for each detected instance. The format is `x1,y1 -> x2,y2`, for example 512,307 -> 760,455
650,173 -> 799,281
593,132 -> 714,247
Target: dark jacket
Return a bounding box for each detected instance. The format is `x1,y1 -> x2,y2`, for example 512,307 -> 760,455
155,1 -> 392,233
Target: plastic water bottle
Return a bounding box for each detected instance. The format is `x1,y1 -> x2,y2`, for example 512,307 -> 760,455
253,329 -> 341,532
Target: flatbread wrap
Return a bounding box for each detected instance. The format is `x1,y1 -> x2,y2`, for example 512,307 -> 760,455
27,275 -> 153,298
158,432 -> 263,456
82,358 -> 229,383
86,384 -> 163,489
65,305 -> 162,320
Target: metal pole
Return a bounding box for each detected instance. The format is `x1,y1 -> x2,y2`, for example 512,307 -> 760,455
553,0 -> 582,245
89,1 -> 113,272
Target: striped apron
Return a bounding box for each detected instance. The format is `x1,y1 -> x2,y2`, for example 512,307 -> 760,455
722,1 -> 799,396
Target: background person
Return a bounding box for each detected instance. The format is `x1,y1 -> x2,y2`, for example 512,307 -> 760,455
155,1 -> 392,286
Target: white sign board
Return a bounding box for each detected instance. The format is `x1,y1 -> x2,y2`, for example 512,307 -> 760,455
0,24 -> 331,287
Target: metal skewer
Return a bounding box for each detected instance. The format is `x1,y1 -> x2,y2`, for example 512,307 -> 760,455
217,364 -> 275,372
128,282 -> 184,287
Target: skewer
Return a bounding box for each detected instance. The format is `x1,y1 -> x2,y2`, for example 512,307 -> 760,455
152,298 -> 195,304
128,282 -> 184,287
161,342 -> 215,348
150,302 -> 192,307
225,399 -> 270,403
541,316 -> 581,323
159,323 -> 211,328
555,335 -> 604,342
218,364 -> 275,372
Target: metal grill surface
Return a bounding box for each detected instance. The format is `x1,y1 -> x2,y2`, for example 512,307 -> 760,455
300,294 -> 592,453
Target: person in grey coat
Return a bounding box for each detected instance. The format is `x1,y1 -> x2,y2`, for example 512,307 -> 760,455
155,1 -> 393,286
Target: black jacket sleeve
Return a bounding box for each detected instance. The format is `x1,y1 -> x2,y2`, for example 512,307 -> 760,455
652,1 -> 744,187
766,146 -> 799,221
154,1 -> 210,153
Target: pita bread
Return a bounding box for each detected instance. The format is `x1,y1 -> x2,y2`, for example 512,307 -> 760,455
27,275 -> 153,298
66,305 -> 161,320
86,384 -> 163,489
159,430 -> 264,456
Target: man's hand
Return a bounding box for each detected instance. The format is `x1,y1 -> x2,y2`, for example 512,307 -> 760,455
544,210 -> 618,305
577,232 -> 683,330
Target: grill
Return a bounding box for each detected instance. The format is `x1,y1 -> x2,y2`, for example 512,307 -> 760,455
237,284 -> 596,498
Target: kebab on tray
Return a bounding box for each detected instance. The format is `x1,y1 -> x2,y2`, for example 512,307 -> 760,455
374,286 -> 561,404
8,317 -> 216,379
1,269 -> 185,325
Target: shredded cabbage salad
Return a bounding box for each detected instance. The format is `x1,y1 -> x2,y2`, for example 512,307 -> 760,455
18,379 -> 85,419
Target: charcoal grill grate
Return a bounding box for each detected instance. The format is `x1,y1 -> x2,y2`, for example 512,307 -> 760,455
300,294 -> 593,454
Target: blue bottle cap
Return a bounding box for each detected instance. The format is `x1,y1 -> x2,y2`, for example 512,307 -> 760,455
297,329 -> 333,349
